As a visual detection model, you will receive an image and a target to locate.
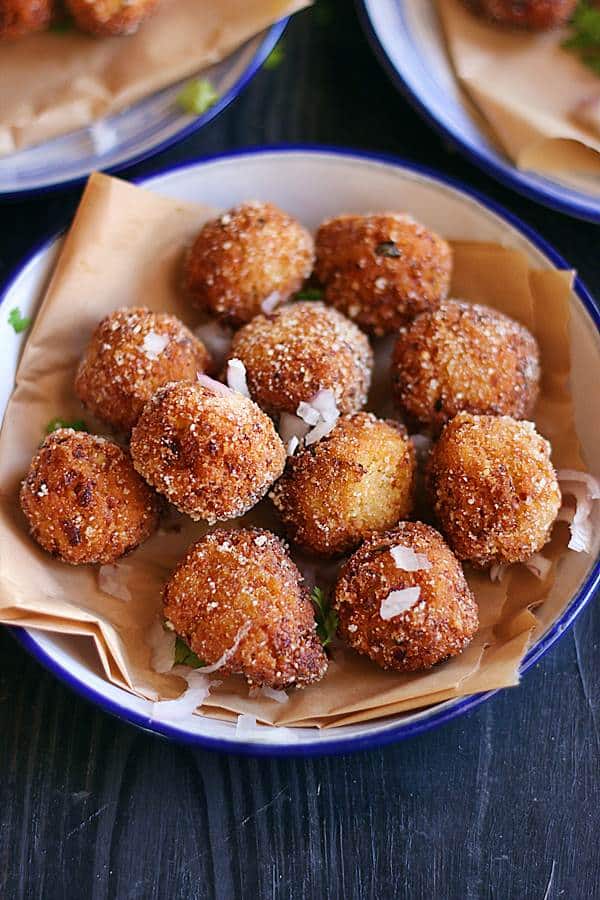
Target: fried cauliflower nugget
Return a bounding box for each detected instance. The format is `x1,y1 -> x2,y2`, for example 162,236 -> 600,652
183,202 -> 315,327
426,413 -> 561,567
20,429 -> 159,565
334,522 -> 479,672
163,528 -> 328,689
271,412 -> 415,556
65,0 -> 158,36
75,307 -> 211,433
0,0 -> 53,40
227,302 -> 373,417
391,300 -> 540,432
130,381 -> 286,523
314,214 -> 452,336
464,0 -> 576,29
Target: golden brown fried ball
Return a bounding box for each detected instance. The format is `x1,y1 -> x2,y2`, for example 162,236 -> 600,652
314,214 -> 452,336
391,300 -> 540,433
74,307 -> 211,434
163,528 -> 328,689
464,0 -> 576,29
64,0 -> 158,35
183,202 -> 314,327
130,380 -> 285,523
20,429 -> 159,565
227,302 -> 373,417
426,413 -> 561,567
271,412 -> 415,556
0,0 -> 53,40
334,522 -> 478,672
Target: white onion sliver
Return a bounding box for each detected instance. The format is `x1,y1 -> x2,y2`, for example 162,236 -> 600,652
304,417 -> 338,446
558,469 -> 600,500
390,545 -> 432,572
380,587 -> 420,620
523,554 -> 552,581
226,358 -> 250,397
142,331 -> 169,360
98,564 -> 132,602
200,621 -> 251,674
151,670 -> 211,722
261,291 -> 281,314
309,389 -> 339,423
197,372 -> 231,396
557,475 -> 599,554
489,563 -> 508,583
287,436 -> 300,456
148,619 -> 176,674
296,401 -> 320,426
194,320 -> 233,369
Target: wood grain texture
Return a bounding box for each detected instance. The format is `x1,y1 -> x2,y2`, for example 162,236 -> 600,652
0,2 -> 599,897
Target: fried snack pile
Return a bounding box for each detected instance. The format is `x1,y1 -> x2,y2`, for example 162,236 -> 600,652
18,200 -> 566,692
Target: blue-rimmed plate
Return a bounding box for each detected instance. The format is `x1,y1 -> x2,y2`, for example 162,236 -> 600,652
357,0 -> 600,223
0,20 -> 286,199
2,146 -> 599,756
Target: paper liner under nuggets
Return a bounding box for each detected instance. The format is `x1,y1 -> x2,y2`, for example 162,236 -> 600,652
0,172 -> 588,728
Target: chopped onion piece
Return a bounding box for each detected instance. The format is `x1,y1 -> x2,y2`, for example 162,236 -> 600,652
558,469 -> 600,499
261,291 -> 281,314
287,435 -> 300,456
489,563 -> 507,583
200,621 -> 251,674
194,320 -> 232,369
148,619 -> 176,674
142,331 -> 170,360
380,586 -> 420,620
297,401 -> 321,426
390,545 -> 432,572
304,417 -> 337,446
558,471 -> 600,554
226,358 -> 250,397
197,372 -> 231,396
98,563 -> 132,602
523,554 -> 552,580
151,670 -> 211,721
309,389 -> 339,423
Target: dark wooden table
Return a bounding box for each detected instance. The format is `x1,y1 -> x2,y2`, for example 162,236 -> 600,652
1,3 -> 599,898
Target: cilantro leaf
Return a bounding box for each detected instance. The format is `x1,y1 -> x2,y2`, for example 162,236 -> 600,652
45,418 -> 87,435
8,307 -> 32,334
264,43 -> 285,70
311,586 -> 338,649
176,79 -> 219,116
174,636 -> 206,669
295,288 -> 324,301
563,2 -> 600,75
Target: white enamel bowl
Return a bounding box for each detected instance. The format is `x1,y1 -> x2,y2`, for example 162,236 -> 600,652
2,148 -> 599,756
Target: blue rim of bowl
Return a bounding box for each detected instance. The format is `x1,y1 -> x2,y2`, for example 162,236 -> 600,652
0,18 -> 288,201
355,0 -> 600,224
3,144 -> 600,757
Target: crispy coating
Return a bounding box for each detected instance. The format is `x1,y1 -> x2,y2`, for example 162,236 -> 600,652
391,300 -> 540,433
334,522 -> 478,672
314,214 -> 452,336
130,381 -> 286,523
271,412 -> 415,556
426,413 -> 561,567
0,0 -> 53,40
74,307 -> 211,434
464,0 -> 576,29
183,202 -> 315,327
64,0 -> 158,35
20,429 -> 159,565
163,528 -> 328,689
227,302 -> 373,417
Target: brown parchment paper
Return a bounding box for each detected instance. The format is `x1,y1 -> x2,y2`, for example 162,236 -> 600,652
437,0 -> 600,178
0,172 -> 586,728
0,0 -> 309,156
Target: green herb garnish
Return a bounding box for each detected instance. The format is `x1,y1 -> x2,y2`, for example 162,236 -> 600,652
375,241 -> 401,258
8,307 -> 32,334
295,287 -> 324,301
563,2 -> 600,76
311,586 -> 338,649
45,418 -> 87,435
174,636 -> 206,669
176,79 -> 219,116
264,43 -> 285,70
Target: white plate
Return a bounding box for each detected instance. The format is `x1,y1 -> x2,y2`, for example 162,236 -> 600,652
0,21 -> 285,198
358,0 -> 600,222
2,147 -> 600,756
